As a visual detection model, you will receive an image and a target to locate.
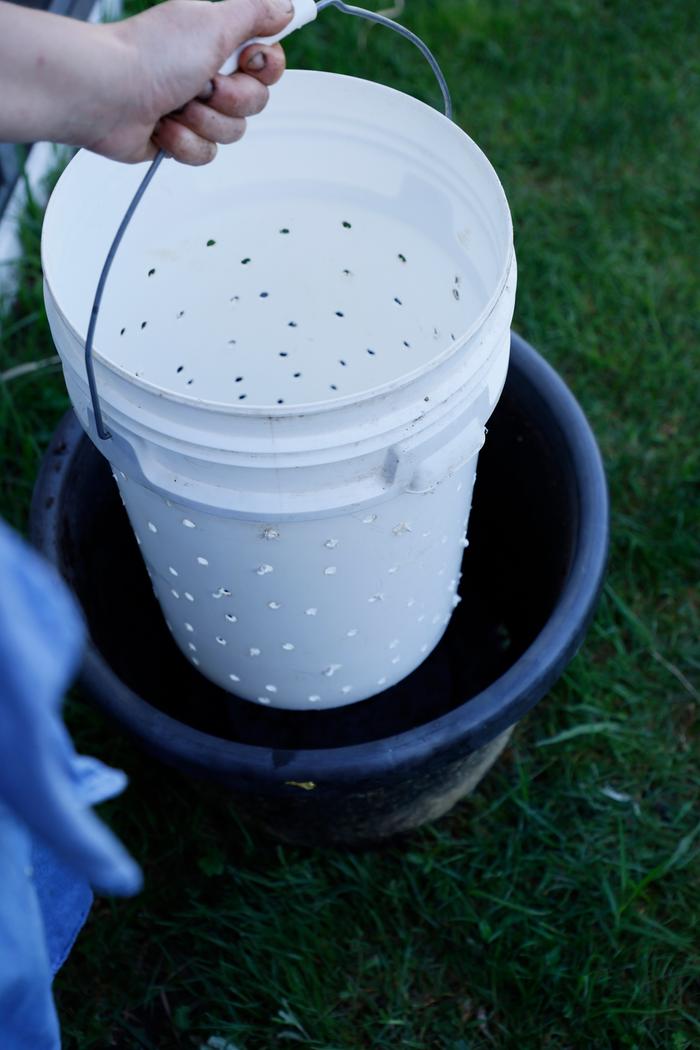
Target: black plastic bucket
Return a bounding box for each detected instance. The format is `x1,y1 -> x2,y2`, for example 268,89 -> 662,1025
31,333 -> 608,846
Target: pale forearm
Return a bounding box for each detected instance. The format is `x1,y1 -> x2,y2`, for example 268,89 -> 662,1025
0,1 -> 127,146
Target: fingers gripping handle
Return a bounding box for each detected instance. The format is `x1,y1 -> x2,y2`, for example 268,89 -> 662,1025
219,0 -> 318,75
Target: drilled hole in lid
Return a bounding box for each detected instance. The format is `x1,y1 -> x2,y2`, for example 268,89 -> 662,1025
367,348 -> 376,356
260,291 -> 269,298
186,379 -> 193,385
230,295 -> 239,302
235,376 -> 243,382
398,253 -> 407,262
140,321 -> 147,329
394,297 -> 402,306
228,339 -> 237,345
177,310 -> 185,319
279,227 -> 290,234
176,365 -> 184,373
403,341 -> 411,348
241,257 -> 251,265
330,384 -> 337,391
120,327 -> 125,336
148,268 -> 156,276
339,359 -> 347,366
335,311 -> 344,317
293,372 -> 301,378
279,352 -> 288,358
288,321 -> 297,327
238,394 -> 247,400
342,220 -> 352,228
206,239 -> 216,247
453,288 -> 460,300
342,268 -> 352,276
277,399 -> 284,404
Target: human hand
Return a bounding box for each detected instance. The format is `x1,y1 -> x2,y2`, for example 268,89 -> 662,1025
97,0 -> 293,165
0,0 -> 293,165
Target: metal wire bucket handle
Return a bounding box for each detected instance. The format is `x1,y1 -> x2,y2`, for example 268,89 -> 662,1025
85,1 -> 453,440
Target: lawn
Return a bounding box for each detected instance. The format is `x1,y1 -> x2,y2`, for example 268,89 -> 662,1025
0,0 -> 698,1047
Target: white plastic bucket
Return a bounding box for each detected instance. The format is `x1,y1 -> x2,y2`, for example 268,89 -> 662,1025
42,70 -> 516,710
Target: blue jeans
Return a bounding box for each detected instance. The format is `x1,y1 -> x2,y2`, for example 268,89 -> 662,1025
0,519 -> 142,1047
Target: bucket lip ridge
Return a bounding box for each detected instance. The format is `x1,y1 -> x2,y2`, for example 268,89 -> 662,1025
30,333 -> 609,786
41,69 -> 515,419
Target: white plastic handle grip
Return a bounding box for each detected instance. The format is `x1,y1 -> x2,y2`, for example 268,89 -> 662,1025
218,0 -> 318,75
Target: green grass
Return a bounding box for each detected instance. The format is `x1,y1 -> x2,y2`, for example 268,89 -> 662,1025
1,1 -> 699,1046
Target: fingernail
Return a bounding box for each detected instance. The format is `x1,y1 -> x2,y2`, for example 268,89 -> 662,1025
246,51 -> 266,72
271,0 -> 294,11
197,79 -> 215,102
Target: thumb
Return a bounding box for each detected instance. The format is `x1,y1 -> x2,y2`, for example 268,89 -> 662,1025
214,0 -> 295,53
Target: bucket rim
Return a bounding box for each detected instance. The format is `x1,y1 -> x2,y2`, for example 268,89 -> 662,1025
42,69 -> 515,419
